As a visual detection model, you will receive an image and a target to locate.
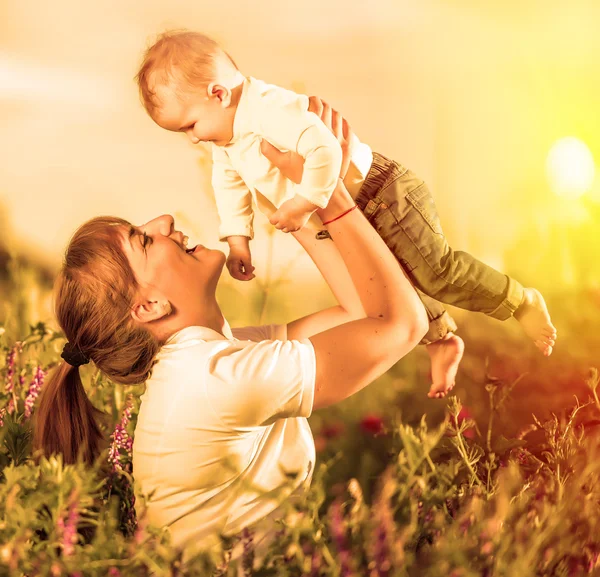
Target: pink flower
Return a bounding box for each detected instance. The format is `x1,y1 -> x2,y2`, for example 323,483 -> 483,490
314,435 -> 328,453
328,499 -> 353,576
57,490 -> 80,557
322,421 -> 345,439
4,344 -> 20,394
457,406 -> 476,439
359,414 -> 384,436
108,395 -> 134,473
24,366 -> 46,419
0,407 -> 5,428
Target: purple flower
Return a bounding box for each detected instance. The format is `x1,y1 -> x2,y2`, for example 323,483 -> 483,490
4,344 -> 20,394
329,499 -> 353,577
58,490 -> 80,557
311,548 -> 322,577
241,527 -> 255,576
108,395 -> 134,473
24,366 -> 46,419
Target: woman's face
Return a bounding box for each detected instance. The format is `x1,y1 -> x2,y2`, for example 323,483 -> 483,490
120,214 -> 226,323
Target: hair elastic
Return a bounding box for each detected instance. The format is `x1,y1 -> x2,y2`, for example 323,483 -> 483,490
61,342 -> 90,368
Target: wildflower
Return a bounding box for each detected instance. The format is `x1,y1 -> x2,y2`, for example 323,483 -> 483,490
57,490 -> 80,557
0,407 -> 5,428
24,366 -> 46,419
369,468 -> 395,577
108,568 -> 121,577
108,395 -> 134,473
134,517 -> 147,546
322,421 -> 345,439
360,414 -> 384,436
314,435 -> 327,453
329,499 -> 353,577
456,406 -> 476,439
4,344 -> 20,393
6,398 -> 15,415
310,548 -> 322,577
241,527 -> 255,576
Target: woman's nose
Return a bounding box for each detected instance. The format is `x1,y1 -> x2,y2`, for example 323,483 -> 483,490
145,214 -> 174,236
159,214 -> 175,235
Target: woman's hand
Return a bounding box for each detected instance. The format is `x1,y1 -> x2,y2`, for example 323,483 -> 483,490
259,96 -> 355,183
259,139 -> 304,184
307,96 -> 354,180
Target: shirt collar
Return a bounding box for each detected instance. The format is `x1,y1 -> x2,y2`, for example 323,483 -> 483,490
228,76 -> 252,145
163,318 -> 234,347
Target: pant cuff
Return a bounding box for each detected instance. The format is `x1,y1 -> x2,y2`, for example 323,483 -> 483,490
488,276 -> 525,321
420,311 -> 458,345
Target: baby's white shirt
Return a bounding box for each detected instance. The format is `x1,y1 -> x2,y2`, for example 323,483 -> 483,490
212,76 -> 373,240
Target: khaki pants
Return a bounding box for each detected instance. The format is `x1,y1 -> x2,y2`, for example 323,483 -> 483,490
349,152 -> 524,345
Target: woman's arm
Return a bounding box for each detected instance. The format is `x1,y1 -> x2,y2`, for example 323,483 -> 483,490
261,100 -> 366,340
263,98 -> 428,410
287,225 -> 365,339
309,177 -> 427,410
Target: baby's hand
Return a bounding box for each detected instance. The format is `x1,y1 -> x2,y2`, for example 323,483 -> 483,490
269,196 -> 319,233
226,237 -> 255,281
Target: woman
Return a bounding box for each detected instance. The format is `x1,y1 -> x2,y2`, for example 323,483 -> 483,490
33,101 -> 428,556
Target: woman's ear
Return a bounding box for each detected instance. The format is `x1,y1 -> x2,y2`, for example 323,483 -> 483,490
131,299 -> 172,324
207,83 -> 232,107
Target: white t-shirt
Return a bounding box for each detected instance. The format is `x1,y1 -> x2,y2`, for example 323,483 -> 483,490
212,76 -> 373,240
132,322 -> 316,554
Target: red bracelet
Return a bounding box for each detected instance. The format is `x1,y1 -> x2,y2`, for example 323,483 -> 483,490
322,204 -> 358,226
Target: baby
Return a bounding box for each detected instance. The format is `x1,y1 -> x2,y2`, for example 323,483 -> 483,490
135,30 -> 557,398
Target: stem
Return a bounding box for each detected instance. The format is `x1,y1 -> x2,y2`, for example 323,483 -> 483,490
452,413 -> 484,489
258,232 -> 274,325
486,412 -> 494,454
425,453 -> 437,473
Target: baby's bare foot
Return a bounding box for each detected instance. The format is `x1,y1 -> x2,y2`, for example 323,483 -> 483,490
426,333 -> 465,399
514,288 -> 557,356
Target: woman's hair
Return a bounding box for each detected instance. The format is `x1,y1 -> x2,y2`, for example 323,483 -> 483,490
33,217 -> 160,466
135,29 -> 238,117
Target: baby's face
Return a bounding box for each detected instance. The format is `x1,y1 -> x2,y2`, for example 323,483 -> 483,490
152,80 -> 235,146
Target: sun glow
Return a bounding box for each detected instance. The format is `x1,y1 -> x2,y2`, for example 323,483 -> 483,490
546,137 -> 596,199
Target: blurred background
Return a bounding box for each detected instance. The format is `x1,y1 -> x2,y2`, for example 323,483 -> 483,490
1,0 -> 599,450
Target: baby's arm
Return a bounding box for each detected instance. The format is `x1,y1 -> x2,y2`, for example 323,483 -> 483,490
226,235 -> 255,281
268,194 -> 318,233
212,144 -> 256,281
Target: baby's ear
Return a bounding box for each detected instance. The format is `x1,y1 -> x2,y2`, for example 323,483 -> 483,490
207,82 -> 231,107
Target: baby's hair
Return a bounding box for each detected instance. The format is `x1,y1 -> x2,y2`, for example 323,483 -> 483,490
135,29 -> 238,116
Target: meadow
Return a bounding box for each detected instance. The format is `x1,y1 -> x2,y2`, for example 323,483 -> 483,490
1,248 -> 600,577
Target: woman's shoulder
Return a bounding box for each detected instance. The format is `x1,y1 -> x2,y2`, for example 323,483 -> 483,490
231,323 -> 287,343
